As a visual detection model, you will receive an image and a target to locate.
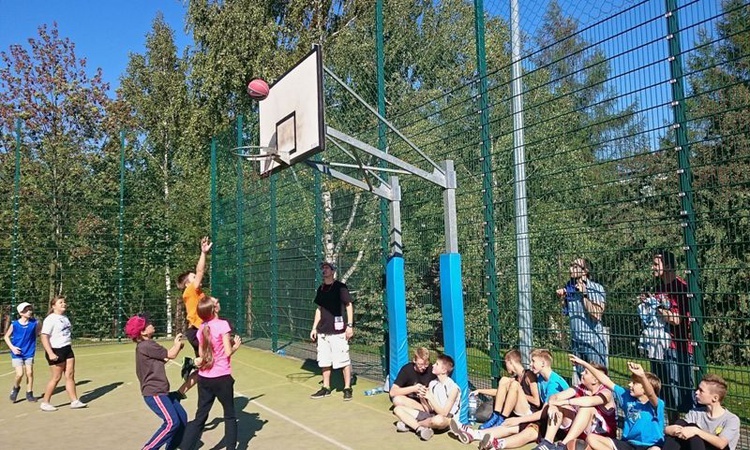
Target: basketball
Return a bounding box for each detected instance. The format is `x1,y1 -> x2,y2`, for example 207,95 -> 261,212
247,78 -> 270,101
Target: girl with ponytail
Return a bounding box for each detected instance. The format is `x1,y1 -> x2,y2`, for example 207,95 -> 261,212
181,297 -> 242,450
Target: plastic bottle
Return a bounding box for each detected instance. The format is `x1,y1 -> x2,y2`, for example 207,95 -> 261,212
276,349 -> 286,356
364,387 -> 385,396
468,393 -> 478,424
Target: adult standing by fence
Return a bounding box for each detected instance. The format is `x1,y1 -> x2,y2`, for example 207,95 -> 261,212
309,261 -> 355,401
649,250 -> 694,419
556,258 -> 607,384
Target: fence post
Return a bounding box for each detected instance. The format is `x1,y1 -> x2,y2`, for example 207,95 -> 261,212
118,130 -> 126,340
270,172 -> 279,352
236,116 -> 246,335
210,137 -> 217,294
664,0 -> 706,379
12,118 -> 21,311
510,0 -> 534,366
376,0 -> 391,382
474,0 -> 501,384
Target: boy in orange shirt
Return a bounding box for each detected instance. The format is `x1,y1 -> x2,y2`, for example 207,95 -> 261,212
176,236 -> 212,386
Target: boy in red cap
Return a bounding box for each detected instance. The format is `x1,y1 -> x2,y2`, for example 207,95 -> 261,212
125,314 -> 188,450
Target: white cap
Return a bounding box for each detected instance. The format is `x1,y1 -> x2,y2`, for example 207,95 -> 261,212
16,302 -> 32,314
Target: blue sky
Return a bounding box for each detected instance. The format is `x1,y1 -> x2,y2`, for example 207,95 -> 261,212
0,0 -> 191,97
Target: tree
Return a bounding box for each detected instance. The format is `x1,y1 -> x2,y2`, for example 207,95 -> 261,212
0,23 -> 115,333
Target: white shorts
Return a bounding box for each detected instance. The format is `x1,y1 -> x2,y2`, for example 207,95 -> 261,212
316,333 -> 350,369
11,357 -> 34,367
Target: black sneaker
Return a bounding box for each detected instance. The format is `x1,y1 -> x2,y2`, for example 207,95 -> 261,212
181,357 -> 194,381
310,387 -> 332,399
9,386 -> 20,403
25,391 -> 37,402
343,387 -> 353,401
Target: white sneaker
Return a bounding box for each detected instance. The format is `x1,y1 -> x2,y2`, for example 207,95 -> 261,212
418,426 -> 434,441
395,421 -> 409,432
70,399 -> 87,409
40,402 -> 58,412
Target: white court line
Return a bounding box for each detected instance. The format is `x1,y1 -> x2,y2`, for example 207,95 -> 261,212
235,390 -> 354,450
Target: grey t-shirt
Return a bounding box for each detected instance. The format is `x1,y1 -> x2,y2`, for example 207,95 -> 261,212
684,407 -> 741,450
135,339 -> 170,397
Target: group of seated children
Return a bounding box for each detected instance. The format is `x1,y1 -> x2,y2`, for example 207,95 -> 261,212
390,348 -> 741,450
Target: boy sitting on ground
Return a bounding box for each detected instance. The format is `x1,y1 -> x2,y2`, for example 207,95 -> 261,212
393,354 -> 460,441
452,349 -> 568,449
533,358 -> 616,450
472,349 -> 541,430
663,374 -> 740,450
574,357 -> 665,450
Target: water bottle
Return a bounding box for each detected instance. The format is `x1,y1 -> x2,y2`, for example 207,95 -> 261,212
468,393 -> 478,424
276,349 -> 286,356
364,387 -> 385,396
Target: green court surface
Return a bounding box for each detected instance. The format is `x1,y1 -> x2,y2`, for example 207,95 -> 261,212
0,343 -> 500,449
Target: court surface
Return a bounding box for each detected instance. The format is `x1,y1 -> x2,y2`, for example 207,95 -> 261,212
0,342 -> 522,449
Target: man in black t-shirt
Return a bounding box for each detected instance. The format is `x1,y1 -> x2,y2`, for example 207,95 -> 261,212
309,261 -> 355,401
390,347 -> 437,412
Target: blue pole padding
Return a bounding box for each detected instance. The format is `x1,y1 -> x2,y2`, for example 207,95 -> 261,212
440,253 -> 468,423
386,255 -> 409,386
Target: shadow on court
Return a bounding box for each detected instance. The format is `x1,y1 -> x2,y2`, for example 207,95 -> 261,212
299,358 -> 359,392
51,378 -> 91,396
80,381 -> 124,404
198,396 -> 267,450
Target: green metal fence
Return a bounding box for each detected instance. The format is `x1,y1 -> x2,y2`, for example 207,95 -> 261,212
210,0 -> 750,428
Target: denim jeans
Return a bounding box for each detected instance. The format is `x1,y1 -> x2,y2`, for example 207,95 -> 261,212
650,348 -> 694,414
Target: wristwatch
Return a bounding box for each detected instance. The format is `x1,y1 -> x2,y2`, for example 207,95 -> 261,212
347,323 -> 354,328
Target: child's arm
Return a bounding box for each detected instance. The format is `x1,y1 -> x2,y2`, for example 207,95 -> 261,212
40,333 -> 58,361
3,324 -> 19,354
547,387 -> 577,405
524,372 -> 541,408
165,333 -> 184,360
627,362 -> 659,407
192,237 -> 212,288
425,385 -> 459,417
471,388 -> 498,396
569,354 -> 615,390
669,424 -> 729,449
552,389 -> 611,408
222,332 -> 242,357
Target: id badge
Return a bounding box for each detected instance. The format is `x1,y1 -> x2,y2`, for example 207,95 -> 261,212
334,316 -> 344,331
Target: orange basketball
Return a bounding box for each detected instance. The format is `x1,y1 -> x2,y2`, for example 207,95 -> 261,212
247,78 -> 269,101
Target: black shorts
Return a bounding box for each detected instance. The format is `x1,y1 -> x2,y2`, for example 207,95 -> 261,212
46,345 -> 75,365
185,326 -> 200,356
612,438 -> 653,450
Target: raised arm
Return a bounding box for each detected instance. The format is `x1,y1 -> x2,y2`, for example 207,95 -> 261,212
192,237 -> 212,288
166,333 -> 184,360
569,354 -> 615,390
627,362 -> 659,407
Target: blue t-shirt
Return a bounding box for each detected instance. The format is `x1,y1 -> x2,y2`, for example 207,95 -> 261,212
9,318 -> 37,359
613,384 -> 665,446
538,370 -> 569,403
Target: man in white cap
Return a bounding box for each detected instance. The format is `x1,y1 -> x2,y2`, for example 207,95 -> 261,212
4,302 -> 41,402
309,261 -> 355,401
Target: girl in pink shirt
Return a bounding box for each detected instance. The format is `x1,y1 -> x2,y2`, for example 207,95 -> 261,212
180,297 -> 241,450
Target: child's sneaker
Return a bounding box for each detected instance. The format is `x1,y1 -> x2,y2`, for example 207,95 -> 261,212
480,412 -> 505,429
9,386 -> 20,403
395,421 -> 409,432
181,357 -> 194,380
310,387 -> 332,399
417,426 -> 434,441
342,387 -> 353,401
40,402 -> 58,412
70,399 -> 87,409
479,434 -> 503,450
25,391 -> 37,402
449,417 -> 477,444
